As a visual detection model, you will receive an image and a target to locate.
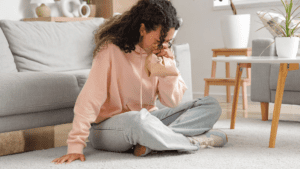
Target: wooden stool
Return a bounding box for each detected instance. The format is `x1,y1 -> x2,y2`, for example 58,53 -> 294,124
204,48 -> 252,110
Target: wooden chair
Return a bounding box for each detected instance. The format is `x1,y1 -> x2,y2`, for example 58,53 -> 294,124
204,48 -> 252,110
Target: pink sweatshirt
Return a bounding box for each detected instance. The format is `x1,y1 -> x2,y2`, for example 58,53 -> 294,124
66,43 -> 188,155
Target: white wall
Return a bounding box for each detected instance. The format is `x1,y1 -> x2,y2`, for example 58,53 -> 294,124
0,0 -> 66,20
0,0 -> 283,97
171,0 -> 282,97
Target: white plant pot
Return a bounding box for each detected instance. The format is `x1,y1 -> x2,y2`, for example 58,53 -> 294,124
220,14 -> 251,48
275,37 -> 299,58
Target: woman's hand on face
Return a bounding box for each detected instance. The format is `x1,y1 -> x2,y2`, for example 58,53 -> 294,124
152,43 -> 174,60
52,153 -> 85,165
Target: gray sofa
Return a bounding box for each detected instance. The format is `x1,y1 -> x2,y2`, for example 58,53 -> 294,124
251,38 -> 300,116
0,19 -> 194,134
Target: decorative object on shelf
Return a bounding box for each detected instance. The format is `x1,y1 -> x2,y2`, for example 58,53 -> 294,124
256,0 -> 300,58
219,0 -> 251,49
30,0 -> 55,17
79,1 -> 91,17
51,0 -> 63,17
61,0 -> 81,17
82,0 -> 97,17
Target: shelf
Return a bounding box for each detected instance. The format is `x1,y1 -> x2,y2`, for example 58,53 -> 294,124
22,17 -> 97,22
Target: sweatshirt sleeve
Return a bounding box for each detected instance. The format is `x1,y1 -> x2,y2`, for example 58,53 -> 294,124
157,57 -> 188,108
66,45 -> 111,155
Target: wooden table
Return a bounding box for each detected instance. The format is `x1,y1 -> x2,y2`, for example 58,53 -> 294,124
212,56 -> 300,148
204,48 -> 252,110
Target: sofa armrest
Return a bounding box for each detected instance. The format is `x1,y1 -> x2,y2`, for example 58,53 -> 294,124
252,38 -> 276,57
251,38 -> 275,103
0,72 -> 79,117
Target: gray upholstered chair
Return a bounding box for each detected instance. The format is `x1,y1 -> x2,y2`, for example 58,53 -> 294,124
251,38 -> 300,120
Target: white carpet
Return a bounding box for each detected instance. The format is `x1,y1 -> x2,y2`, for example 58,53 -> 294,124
1,118 -> 300,169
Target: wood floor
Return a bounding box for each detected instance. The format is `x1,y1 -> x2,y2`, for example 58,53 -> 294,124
2,95 -> 300,156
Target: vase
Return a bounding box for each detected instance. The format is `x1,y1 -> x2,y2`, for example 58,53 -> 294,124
275,37 -> 299,58
82,4 -> 96,17
78,1 -> 91,17
220,14 -> 251,48
50,1 -> 63,17
36,4 -> 51,17
61,0 -> 81,17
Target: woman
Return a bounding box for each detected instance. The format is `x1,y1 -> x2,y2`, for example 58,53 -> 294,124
52,0 -> 227,165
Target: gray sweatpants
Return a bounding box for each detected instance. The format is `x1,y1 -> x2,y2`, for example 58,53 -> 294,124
88,96 -> 222,153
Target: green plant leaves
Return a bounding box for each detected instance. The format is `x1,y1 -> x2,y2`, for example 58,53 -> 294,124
260,0 -> 300,37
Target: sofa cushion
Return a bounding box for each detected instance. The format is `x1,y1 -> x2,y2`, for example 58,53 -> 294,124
270,63 -> 300,91
0,72 -> 80,117
0,28 -> 18,73
0,18 -> 105,72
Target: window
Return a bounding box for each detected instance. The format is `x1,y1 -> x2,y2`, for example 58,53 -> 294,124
213,0 -> 282,10
214,0 -> 229,6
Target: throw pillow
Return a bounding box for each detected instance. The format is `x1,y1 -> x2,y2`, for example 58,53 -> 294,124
0,18 -> 105,72
256,11 -> 300,37
257,11 -> 300,56
0,28 -> 18,73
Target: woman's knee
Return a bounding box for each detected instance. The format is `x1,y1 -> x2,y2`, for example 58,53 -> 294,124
196,96 -> 222,118
207,96 -> 222,117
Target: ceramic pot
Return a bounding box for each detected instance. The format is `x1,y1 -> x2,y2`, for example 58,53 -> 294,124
51,1 -> 63,17
61,0 -> 81,17
36,4 -> 51,17
275,37 -> 299,58
220,14 -> 251,48
82,4 -> 96,17
78,1 -> 90,17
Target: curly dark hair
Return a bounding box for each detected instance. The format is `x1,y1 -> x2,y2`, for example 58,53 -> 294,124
92,0 -> 181,66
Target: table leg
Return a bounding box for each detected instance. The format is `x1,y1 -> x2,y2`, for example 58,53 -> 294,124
269,63 -> 288,148
230,63 -> 243,129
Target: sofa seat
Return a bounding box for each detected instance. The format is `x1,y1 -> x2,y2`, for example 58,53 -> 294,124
270,64 -> 300,91
0,72 -> 81,117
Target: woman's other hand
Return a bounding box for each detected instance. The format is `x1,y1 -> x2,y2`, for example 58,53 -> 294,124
52,153 -> 85,164
152,43 -> 175,60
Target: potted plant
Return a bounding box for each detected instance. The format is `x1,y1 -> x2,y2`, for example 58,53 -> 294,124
82,0 -> 96,17
257,0 -> 300,58
219,0 -> 251,48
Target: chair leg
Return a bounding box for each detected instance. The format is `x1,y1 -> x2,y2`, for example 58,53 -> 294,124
242,82 -> 248,110
226,85 -> 231,103
204,81 -> 209,97
226,61 -> 231,103
261,102 -> 269,121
